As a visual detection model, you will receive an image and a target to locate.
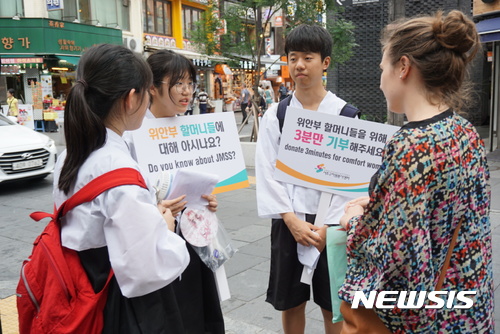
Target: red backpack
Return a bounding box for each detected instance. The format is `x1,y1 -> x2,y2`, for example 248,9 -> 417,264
16,168 -> 147,334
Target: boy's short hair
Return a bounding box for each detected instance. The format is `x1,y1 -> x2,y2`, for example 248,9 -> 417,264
285,24 -> 332,61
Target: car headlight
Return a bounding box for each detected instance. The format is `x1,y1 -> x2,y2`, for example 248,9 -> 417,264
45,139 -> 56,150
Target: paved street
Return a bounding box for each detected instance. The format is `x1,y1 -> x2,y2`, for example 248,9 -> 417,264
1,117 -> 499,333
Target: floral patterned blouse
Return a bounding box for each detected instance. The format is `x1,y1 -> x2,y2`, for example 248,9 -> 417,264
339,110 -> 494,333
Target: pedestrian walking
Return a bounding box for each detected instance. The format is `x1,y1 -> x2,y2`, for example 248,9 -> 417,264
264,85 -> 274,110
278,83 -> 288,101
197,88 -> 210,114
6,88 -> 18,117
339,10 -> 494,333
240,83 -> 251,123
185,93 -> 195,115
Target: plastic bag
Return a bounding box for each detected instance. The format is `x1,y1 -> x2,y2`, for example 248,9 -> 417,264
180,208 -> 237,272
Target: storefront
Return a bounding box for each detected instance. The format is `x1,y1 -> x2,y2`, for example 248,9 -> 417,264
0,18 -> 122,128
474,0 -> 500,152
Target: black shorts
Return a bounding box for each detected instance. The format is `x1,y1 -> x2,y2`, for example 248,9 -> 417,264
266,214 -> 332,311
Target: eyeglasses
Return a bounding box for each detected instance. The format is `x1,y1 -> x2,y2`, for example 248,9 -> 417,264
162,81 -> 197,94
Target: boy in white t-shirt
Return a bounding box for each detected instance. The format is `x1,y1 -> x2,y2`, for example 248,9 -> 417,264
256,24 -> 352,334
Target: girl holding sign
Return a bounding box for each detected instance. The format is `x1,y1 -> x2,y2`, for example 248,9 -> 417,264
53,44 -> 190,333
126,49 -> 224,334
339,10 -> 493,333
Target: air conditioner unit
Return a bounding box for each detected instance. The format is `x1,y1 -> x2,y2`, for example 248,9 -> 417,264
123,37 -> 142,52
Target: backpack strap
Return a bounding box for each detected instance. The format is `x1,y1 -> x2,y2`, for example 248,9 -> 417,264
277,96 -> 360,133
277,95 -> 293,133
340,103 -> 361,118
30,168 -> 147,222
61,168 -> 147,217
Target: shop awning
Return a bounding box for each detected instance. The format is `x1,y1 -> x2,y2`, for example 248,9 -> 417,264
57,56 -> 80,66
172,49 -> 207,60
259,56 -> 287,66
477,17 -> 500,43
234,55 -> 287,67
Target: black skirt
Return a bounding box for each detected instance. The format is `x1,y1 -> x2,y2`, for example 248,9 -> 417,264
266,214 -> 332,312
79,247 -> 185,334
170,235 -> 225,334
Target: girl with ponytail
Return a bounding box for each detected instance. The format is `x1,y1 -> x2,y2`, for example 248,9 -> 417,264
53,44 -> 190,333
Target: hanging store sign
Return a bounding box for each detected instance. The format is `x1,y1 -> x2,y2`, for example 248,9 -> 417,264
46,0 -> 64,11
275,16 -> 283,27
193,58 -> 212,68
1,58 -> 43,64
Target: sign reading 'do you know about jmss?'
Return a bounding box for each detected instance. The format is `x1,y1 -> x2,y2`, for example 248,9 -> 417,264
131,113 -> 249,194
274,107 -> 399,198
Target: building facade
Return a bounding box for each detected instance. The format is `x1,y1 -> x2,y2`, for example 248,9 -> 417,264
474,0 -> 500,151
329,0 -> 489,130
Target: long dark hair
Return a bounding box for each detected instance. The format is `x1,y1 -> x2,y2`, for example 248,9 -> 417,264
147,50 -> 197,102
59,44 -> 152,194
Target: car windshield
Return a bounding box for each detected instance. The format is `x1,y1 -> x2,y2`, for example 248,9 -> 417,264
0,114 -> 15,126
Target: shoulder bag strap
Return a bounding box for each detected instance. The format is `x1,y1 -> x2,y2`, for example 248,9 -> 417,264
58,167 -> 147,218
435,216 -> 464,290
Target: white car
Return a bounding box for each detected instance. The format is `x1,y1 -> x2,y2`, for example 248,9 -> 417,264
0,114 -> 57,183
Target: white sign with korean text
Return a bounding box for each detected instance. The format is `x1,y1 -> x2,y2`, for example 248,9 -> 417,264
274,107 -> 399,198
131,112 -> 249,194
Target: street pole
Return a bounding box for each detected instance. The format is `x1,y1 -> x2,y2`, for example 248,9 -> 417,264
387,0 -> 405,126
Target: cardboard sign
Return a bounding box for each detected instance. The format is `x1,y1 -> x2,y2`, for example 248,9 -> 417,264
274,107 -> 399,197
131,112 -> 249,194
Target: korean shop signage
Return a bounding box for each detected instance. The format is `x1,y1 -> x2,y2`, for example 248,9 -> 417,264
0,18 -> 121,55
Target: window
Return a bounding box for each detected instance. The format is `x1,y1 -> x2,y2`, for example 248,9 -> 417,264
144,0 -> 172,36
0,0 -> 23,17
182,6 -> 203,39
47,0 -> 130,32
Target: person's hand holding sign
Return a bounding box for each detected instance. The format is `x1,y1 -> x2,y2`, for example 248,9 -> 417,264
159,195 -> 187,217
202,194 -> 218,212
340,196 -> 369,229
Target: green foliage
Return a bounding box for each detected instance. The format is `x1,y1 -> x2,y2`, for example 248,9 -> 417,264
326,7 -> 357,66
190,0 -> 357,88
191,0 -> 221,55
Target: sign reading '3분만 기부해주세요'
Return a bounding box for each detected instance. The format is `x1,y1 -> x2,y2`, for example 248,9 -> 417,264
274,107 -> 399,198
